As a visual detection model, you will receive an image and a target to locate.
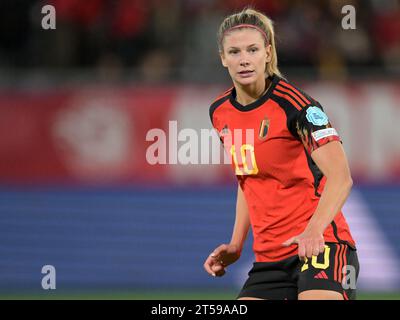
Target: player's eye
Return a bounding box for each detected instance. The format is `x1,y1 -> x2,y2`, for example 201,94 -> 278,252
249,47 -> 258,53
229,49 -> 239,55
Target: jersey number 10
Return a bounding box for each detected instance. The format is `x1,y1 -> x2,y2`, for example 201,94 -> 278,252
230,145 -> 259,175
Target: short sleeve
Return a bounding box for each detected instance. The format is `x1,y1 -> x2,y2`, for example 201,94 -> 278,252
294,103 -> 341,155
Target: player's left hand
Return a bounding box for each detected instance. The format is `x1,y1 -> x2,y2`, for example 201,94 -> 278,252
282,228 -> 325,260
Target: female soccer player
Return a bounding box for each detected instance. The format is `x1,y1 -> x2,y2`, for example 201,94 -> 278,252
204,8 -> 359,300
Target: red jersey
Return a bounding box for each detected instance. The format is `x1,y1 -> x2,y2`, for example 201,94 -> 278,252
209,74 -> 356,262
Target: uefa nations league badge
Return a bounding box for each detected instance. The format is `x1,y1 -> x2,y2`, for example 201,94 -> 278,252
306,106 -> 329,126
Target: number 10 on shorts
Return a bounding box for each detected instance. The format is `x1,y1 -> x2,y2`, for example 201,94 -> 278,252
301,245 -> 330,272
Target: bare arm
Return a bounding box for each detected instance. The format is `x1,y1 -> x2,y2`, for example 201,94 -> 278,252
283,141 -> 353,259
307,141 -> 353,233
230,183 -> 251,255
204,183 -> 251,277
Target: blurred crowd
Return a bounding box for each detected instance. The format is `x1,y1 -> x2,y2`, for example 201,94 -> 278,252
0,0 -> 399,82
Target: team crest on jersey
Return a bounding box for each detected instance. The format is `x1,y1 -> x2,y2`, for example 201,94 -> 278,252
258,117 -> 270,140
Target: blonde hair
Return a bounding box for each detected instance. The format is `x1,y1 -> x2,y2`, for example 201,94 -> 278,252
217,8 -> 282,77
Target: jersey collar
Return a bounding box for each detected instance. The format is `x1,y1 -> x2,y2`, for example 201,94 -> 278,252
229,74 -> 280,112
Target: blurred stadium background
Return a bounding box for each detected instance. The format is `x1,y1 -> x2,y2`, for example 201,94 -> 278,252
0,0 -> 399,299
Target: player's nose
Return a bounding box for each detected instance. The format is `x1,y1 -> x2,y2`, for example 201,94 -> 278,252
239,60 -> 250,67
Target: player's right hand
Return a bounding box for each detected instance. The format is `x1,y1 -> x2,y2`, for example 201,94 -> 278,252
203,244 -> 241,277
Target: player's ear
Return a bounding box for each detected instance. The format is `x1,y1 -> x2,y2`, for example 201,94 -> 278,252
220,51 -> 228,68
265,44 -> 272,63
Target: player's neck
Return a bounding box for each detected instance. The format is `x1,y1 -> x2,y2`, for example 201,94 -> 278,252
235,78 -> 270,106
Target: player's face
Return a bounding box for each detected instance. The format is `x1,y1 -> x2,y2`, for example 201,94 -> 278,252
220,28 -> 271,86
